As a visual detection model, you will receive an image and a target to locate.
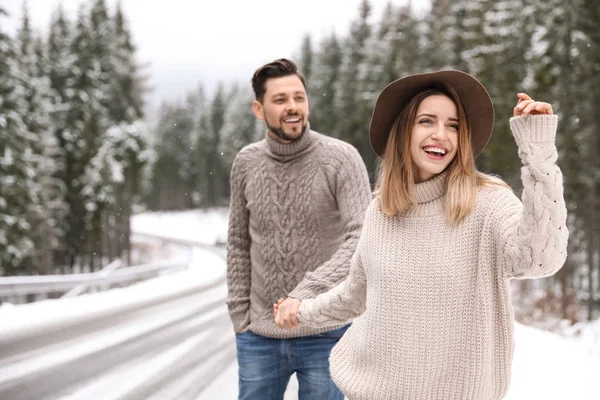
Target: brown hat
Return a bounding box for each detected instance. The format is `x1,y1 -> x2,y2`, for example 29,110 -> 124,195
369,70 -> 494,157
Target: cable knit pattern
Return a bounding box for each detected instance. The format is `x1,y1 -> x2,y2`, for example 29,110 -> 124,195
297,115 -> 568,400
226,126 -> 372,338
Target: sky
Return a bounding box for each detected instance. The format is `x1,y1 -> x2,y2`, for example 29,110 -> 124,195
2,0 -> 430,110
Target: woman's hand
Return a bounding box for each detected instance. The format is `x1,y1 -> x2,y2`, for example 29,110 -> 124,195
514,93 -> 553,117
273,298 -> 284,315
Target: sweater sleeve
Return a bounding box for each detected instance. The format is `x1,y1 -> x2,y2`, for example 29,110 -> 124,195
297,248 -> 367,328
288,146 -> 372,300
226,151 -> 253,332
497,114 -> 568,279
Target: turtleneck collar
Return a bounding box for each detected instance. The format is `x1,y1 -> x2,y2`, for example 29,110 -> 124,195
265,122 -> 314,160
414,170 -> 448,204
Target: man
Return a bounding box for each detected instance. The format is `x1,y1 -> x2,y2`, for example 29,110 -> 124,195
226,58 -> 372,400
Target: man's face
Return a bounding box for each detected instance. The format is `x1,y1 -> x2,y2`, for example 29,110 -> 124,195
252,75 -> 309,142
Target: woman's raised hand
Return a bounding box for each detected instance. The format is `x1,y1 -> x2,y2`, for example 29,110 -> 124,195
514,93 -> 553,117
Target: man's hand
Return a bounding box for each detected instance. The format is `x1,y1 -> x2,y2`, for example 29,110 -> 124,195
274,297 -> 301,330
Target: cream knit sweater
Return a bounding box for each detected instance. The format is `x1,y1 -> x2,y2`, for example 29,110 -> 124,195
297,115 -> 568,400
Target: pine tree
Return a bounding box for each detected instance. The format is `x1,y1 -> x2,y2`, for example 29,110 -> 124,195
47,5 -> 76,270
0,6 -> 37,275
80,0 -> 116,270
438,0 -> 482,72
575,0 -> 600,319
219,85 -> 258,193
336,0 -> 377,177
204,84 -> 227,206
528,0 -> 588,321
422,0 -> 452,70
15,3 -> 62,274
84,120 -> 149,263
307,32 -> 343,135
96,1 -> 148,265
109,1 -> 145,123
468,0 -> 531,189
89,0 -> 114,121
194,111 -> 213,207
59,5 -> 105,270
299,34 -> 313,83
33,35 -> 68,267
368,4 -> 422,91
182,85 -> 208,206
371,2 -> 400,87
148,104 -> 196,210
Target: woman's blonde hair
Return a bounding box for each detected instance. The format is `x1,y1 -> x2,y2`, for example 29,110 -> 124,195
375,85 -> 508,225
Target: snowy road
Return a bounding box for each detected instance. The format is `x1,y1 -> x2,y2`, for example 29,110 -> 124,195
0,277 -> 235,400
0,276 -> 234,400
0,231 -> 237,400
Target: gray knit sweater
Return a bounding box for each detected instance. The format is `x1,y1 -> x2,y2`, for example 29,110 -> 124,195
226,126 -> 372,338
298,115 -> 569,399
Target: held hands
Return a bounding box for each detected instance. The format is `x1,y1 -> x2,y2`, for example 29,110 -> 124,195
514,93 -> 553,117
273,297 -> 301,330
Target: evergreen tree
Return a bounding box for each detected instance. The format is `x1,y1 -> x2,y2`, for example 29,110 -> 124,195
440,0 -> 474,71
183,85 -> 208,207
528,0 -> 588,320
372,2 -> 400,87
219,84 -> 258,195
98,1 -> 148,265
59,5 -> 105,269
299,34 -> 313,83
307,32 -> 343,135
336,0 -> 377,177
109,1 -> 145,123
368,4 -> 422,91
0,6 -> 37,275
575,0 -> 600,318
148,104 -> 196,210
89,0 -> 114,121
15,3 -> 61,274
193,111 -> 213,207
204,84 -> 227,206
422,0 -> 452,70
470,0 -> 531,188
83,120 -> 149,263
47,5 -> 74,270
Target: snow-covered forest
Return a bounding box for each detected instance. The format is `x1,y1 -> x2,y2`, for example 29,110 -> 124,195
1,0 -> 599,328
1,0 -> 148,277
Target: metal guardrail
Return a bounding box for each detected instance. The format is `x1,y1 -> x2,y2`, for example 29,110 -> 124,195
0,232 -> 224,303
62,259 -> 125,298
0,256 -> 190,298
0,232 -> 218,303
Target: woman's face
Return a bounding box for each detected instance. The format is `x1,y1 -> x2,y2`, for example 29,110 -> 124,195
409,94 -> 459,183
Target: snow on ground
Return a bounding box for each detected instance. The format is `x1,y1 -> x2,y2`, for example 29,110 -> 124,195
560,318 -> 600,361
1,208 -> 599,399
131,208 -> 229,245
199,320 -> 600,400
506,323 -> 600,399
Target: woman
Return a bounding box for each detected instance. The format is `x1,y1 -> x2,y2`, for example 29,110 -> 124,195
274,70 -> 568,399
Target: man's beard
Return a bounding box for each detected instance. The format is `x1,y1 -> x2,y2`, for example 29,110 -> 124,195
265,116 -> 308,142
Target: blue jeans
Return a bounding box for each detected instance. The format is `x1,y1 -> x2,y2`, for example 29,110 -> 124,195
235,325 -> 348,400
